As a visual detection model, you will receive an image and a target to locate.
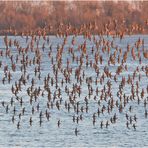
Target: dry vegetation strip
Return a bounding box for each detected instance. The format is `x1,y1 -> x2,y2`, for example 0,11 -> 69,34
0,1 -> 147,35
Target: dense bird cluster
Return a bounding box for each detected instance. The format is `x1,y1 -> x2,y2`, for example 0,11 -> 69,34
0,27 -> 148,136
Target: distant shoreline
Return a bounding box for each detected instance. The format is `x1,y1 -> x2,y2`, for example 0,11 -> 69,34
0,32 -> 147,37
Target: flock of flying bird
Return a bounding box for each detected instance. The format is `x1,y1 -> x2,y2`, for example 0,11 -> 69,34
0,21 -> 148,136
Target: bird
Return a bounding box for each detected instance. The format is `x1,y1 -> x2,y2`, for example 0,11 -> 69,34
17,121 -> 20,129
57,120 -> 61,128
75,128 -> 79,136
